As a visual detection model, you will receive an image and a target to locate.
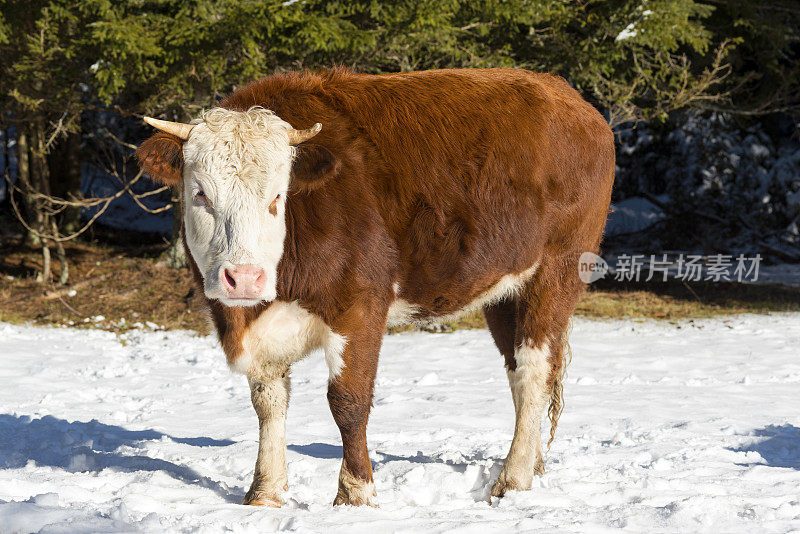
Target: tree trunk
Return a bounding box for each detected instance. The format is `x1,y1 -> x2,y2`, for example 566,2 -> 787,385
53,219 -> 69,285
158,196 -> 187,268
2,128 -> 8,210
49,129 -> 82,234
38,241 -> 51,284
56,241 -> 69,285
16,128 -> 42,247
31,117 -> 54,283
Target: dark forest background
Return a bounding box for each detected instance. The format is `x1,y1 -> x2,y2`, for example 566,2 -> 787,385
1,0 -> 799,284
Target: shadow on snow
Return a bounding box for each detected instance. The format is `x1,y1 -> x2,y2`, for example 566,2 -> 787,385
730,424 -> 800,470
289,442 -> 494,467
287,442 -> 343,460
288,442 -> 499,501
0,414 -> 241,503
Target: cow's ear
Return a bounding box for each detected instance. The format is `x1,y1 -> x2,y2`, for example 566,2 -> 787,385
290,144 -> 340,192
135,133 -> 185,186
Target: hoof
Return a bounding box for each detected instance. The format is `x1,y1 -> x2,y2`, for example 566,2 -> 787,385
490,471 -> 532,499
491,458 -> 544,498
332,483 -> 377,507
243,489 -> 283,507
333,465 -> 377,507
332,494 -> 376,507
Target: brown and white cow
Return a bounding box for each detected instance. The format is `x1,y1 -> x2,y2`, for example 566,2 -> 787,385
136,68 -> 614,507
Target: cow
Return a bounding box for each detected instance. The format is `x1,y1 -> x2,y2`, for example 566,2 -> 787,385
135,67 -> 615,507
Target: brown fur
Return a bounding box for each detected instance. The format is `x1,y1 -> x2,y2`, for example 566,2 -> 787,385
136,67 -> 615,503
135,133 -> 184,185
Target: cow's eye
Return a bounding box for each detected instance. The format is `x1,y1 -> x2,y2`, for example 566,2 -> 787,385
195,189 -> 210,206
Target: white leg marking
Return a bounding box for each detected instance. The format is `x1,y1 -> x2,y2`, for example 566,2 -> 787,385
324,332 -> 348,380
492,340 -> 551,497
244,374 -> 290,506
334,464 -> 376,507
232,350 -> 254,375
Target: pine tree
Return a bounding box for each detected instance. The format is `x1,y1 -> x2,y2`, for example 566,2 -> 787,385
2,0 -> 797,277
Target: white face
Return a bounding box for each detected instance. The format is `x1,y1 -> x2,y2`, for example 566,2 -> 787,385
181,107 -> 294,307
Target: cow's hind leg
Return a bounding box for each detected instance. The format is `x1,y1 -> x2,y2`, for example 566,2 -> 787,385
487,255 -> 582,497
243,373 -> 290,507
484,295 -> 549,497
483,297 -> 517,371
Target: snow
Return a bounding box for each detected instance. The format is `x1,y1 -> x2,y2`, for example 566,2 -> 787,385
614,111 -> 800,255
605,196 -> 665,236
616,24 -> 639,41
616,10 -> 653,41
1,315 -> 799,533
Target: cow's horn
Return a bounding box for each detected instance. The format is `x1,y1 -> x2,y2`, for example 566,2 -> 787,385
287,123 -> 322,145
143,116 -> 195,140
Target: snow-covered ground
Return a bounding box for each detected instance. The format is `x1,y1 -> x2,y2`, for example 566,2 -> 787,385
1,315 -> 799,533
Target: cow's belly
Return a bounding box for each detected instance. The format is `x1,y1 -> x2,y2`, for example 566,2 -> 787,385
386,263 -> 539,327
234,300 -> 347,381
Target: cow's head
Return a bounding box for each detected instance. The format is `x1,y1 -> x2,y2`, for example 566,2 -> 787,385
136,107 -> 338,307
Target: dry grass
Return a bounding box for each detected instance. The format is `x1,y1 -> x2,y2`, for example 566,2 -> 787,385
580,278 -> 800,319
1,239 -> 798,335
0,240 -> 210,334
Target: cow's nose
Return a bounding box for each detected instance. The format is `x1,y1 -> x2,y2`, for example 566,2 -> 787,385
220,264 -> 266,299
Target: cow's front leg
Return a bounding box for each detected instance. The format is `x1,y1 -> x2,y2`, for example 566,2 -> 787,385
327,318 -> 383,506
243,372 -> 290,507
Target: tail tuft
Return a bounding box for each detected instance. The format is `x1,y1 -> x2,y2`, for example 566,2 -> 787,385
547,319 -> 573,450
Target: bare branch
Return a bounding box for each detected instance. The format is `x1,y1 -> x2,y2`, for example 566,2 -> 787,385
102,128 -> 140,151
44,112 -> 70,151
5,166 -> 170,242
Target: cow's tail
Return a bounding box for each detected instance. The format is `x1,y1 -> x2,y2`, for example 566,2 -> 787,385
547,318 -> 573,451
